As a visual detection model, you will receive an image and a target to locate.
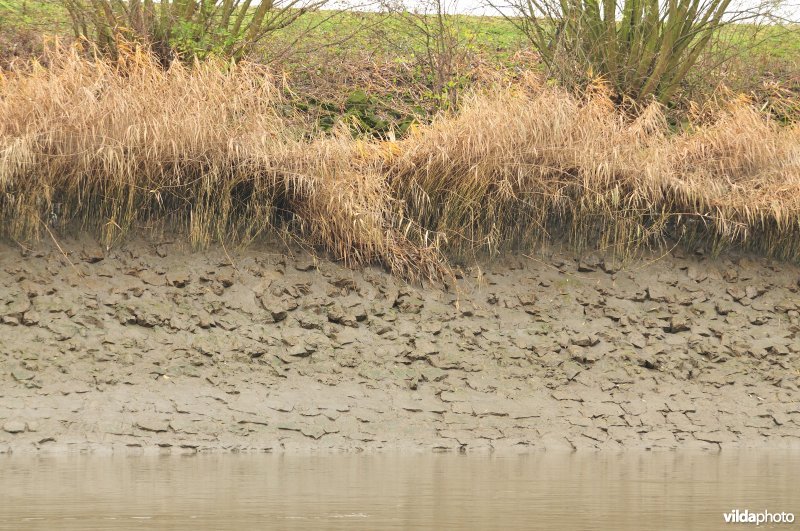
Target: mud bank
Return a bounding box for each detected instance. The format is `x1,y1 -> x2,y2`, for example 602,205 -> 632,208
1,239 -> 799,454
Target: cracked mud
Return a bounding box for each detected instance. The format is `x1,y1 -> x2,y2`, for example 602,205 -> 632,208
1,239 -> 799,454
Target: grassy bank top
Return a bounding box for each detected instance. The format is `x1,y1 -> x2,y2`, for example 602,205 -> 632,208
1,1 -> 798,278
0,47 -> 798,280
2,1 -> 799,132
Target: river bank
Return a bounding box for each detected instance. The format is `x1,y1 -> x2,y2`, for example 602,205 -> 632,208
1,238 -> 799,454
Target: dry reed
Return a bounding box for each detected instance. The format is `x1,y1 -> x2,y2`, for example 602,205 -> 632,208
390,80 -> 800,261
0,45 -> 444,280
1,46 -> 799,279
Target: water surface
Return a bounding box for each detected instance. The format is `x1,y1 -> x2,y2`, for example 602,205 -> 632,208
1,452 -> 798,529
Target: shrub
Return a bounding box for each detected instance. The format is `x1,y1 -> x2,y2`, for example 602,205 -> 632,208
395,0 -> 473,110
494,0 -> 783,105
60,0 -> 329,61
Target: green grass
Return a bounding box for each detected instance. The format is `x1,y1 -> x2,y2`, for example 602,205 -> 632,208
266,9 -> 529,57
709,23 -> 800,60
0,0 -> 69,30
1,0 -> 798,63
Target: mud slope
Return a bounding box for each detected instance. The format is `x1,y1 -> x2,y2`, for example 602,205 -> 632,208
1,239 -> 799,454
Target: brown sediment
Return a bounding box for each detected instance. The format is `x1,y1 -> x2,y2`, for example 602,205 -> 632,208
1,238 -> 799,455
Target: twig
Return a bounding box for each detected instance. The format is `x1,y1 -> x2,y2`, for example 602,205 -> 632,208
38,216 -> 84,278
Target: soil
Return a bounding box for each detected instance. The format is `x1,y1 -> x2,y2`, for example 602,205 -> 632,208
1,238 -> 799,454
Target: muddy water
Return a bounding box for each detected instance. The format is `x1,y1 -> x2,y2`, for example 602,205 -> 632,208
1,453 -> 798,529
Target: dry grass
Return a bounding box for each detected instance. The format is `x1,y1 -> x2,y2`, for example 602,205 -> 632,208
0,45 -> 444,280
390,80 -> 800,261
1,46 -> 799,279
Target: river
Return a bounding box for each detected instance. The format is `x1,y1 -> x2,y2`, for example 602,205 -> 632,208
1,452 -> 798,529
